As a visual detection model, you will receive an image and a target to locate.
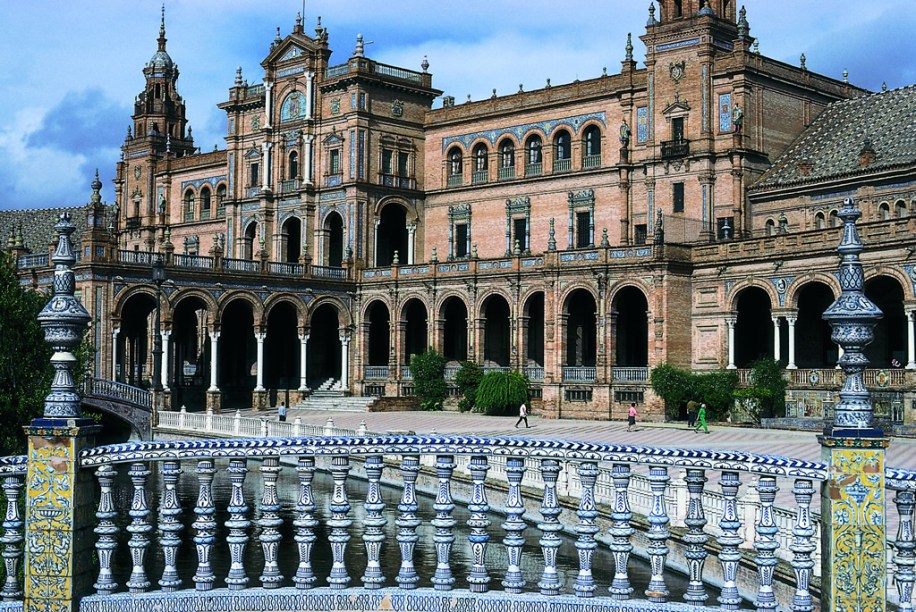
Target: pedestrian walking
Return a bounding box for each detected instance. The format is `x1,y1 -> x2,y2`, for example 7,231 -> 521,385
694,402 -> 709,434
515,402 -> 530,428
278,401 -> 287,422
687,400 -> 697,429
627,403 -> 638,432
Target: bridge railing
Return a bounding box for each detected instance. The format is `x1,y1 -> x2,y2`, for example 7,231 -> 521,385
84,377 -> 152,409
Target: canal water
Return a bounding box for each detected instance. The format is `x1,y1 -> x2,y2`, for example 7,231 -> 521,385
105,459 -> 742,605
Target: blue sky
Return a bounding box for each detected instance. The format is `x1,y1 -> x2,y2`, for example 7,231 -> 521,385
0,1 -> 913,211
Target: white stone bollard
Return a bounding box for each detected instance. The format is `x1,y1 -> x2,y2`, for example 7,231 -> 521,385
234,409 -> 242,435
357,420 -> 367,436
324,417 -> 335,436
178,405 -> 187,428
294,417 -> 302,437
205,407 -> 213,431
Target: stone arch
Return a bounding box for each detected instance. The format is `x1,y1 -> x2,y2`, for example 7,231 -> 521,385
114,285 -> 163,319
218,296 -> 258,407
792,280 -> 838,368
727,278 -> 779,312
264,298 -> 300,393
169,291 -> 215,410
785,273 -> 840,309
321,209 -> 345,267
521,290 -> 545,367
170,287 -> 218,318
363,299 -> 392,367
610,284 -> 650,368
480,292 -> 511,367
607,280 -> 654,317
865,266 -> 915,301
562,287 -> 598,368
279,215 -> 303,263
305,295 -> 353,329
375,197 -> 414,267
400,296 -> 429,364
263,294 -> 305,326
437,294 -> 470,363
558,283 -> 600,314
864,273 -> 908,367
217,291 -> 264,326
114,289 -> 159,386
733,285 -> 773,368
306,301 -> 343,388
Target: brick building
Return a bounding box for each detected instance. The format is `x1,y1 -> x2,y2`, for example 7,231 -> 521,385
5,1 -> 916,425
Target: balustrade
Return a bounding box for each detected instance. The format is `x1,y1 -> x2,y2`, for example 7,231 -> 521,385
86,377 -> 152,408
0,437 -> 914,610
223,257 -> 261,273
312,265 -> 346,279
611,367 -> 648,383
268,261 -> 303,276
563,366 -> 597,382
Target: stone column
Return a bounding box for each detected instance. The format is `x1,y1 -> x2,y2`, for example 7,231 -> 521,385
207,330 -> 221,412
304,135 -> 315,185
304,72 -> 314,119
253,330 -> 268,410
725,316 -> 737,370
261,142 -> 272,191
27,212 -> 99,612
161,330 -> 171,391
407,224 -> 417,264
340,329 -> 351,392
111,327 -> 120,380
907,310 -> 916,370
786,316 -> 798,369
820,198 -> 887,612
264,80 -> 273,128
299,332 -> 310,392
771,317 -> 781,362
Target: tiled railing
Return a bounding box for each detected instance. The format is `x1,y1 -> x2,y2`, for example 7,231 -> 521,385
312,265 -> 346,280
119,250 -> 157,265
84,378 -> 152,409
268,261 -> 303,276
16,253 -> 49,269
223,258 -> 261,273
172,254 -> 214,269
563,366 -> 597,382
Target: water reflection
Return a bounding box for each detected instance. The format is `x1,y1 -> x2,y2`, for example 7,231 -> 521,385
105,459 -> 742,606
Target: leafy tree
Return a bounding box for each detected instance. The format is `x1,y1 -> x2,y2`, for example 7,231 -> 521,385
409,350 -> 447,411
649,363 -> 694,419
748,357 -> 787,419
475,370 -> 529,416
0,252 -> 53,455
454,360 -> 482,412
694,370 -> 739,421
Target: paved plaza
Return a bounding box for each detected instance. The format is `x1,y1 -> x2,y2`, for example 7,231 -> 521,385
233,406 -> 916,470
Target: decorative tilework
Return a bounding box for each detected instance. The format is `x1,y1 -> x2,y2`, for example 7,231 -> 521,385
656,38 -> 700,52
769,276 -> 794,307
278,66 -> 305,78
180,176 -> 227,192
320,190 -> 347,202
718,94 -> 732,133
702,65 -> 708,132
637,107 -> 648,143
648,75 -> 654,140
441,112 -> 606,152
280,92 -> 307,123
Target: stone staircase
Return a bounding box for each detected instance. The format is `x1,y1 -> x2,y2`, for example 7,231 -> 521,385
295,378 -> 377,412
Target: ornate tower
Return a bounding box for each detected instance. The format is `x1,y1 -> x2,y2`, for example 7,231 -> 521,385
114,7 -> 194,249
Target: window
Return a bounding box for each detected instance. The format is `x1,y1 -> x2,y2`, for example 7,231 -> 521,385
576,211 -> 591,248
216,184 -> 227,217
473,144 -> 488,172
672,117 -> 685,142
879,202 -> 891,220
250,162 -> 260,187
896,200 -> 908,218
513,217 -> 528,252
765,219 -> 776,236
815,212 -> 825,229
359,93 -> 367,109
500,141 -> 515,168
673,182 -> 685,213
329,149 -> 341,175
634,224 -> 647,245
829,210 -> 840,227
200,187 -> 211,220
448,148 -> 463,176
289,151 -> 299,180
382,149 -> 394,175
183,189 -> 195,221
398,152 -> 409,177
584,126 -> 601,157
554,130 -> 571,160
455,224 -> 468,258
526,135 -> 542,164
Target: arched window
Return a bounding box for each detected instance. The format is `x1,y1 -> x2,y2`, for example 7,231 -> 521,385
830,210 -> 840,227
447,147 -> 463,186
765,219 -> 776,236
880,202 -> 891,220
183,189 -> 195,221
289,151 -> 299,180
584,125 -> 602,158
216,184 -> 227,217
473,144 -> 488,172
814,211 -> 825,229
896,200 -> 908,218
526,135 -> 542,164
499,140 -> 515,180
554,129 -> 571,173
200,187 -> 211,220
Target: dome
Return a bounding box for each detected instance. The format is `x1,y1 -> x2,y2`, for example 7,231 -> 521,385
149,49 -> 174,70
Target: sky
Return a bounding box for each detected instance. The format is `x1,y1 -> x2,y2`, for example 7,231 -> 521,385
0,1 -> 913,211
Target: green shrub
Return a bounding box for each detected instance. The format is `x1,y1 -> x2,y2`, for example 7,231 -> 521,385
475,370 -> 529,416
747,357 -> 786,419
650,363 -> 738,421
694,370 -> 739,421
454,361 -> 482,412
409,350 -> 447,411
649,363 -> 694,419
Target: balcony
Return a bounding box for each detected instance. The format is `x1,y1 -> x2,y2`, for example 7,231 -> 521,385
446,174 -> 463,188
582,154 -> 601,169
525,162 -> 542,177
553,158 -> 571,173
125,216 -> 142,230
118,250 -> 156,265
311,265 -> 346,280
267,261 -> 302,276
498,166 -> 515,181
364,365 -> 389,380
563,366 -> 596,382
222,258 -> 260,273
471,170 -> 488,185
661,139 -> 690,159
612,367 -> 649,383
523,365 -> 544,381
280,178 -> 300,193
378,174 -> 417,190
172,254 -> 213,269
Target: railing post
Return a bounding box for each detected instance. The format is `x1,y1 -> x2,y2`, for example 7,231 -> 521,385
125,462 -> 152,593
431,455 -> 457,591
324,417 -> 335,436
753,475 -> 779,610
327,455 -> 352,589
645,466 -> 671,603
0,475 -> 24,602
158,461 -> 182,592
717,471 -> 743,610
608,463 -> 634,600
258,457 -> 283,588
893,489 -> 915,610
538,458 -> 562,595
466,455 -> 491,593
574,461 -> 599,598
502,457 -> 527,594
191,459 -> 217,591
293,457 -> 318,589
361,455 -> 386,589
683,468 -> 709,606
225,459 -> 250,590
396,455 -> 421,589
92,465 -> 117,596
790,479 -> 816,611
234,409 -> 241,435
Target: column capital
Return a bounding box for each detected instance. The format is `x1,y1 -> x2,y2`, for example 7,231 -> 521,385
255,332 -> 267,341
209,331 -> 221,340
908,310 -> 915,322
771,316 -> 781,325
785,316 -> 798,325
299,333 -> 310,342
725,316 -> 736,328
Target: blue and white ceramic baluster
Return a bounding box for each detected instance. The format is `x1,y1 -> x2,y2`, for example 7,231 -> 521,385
92,465 -> 117,596
158,461 -> 183,592
294,456 -> 318,589
397,455 -> 421,589
126,462 -> 152,593
574,461 -> 599,598
328,455 -> 352,589
608,463 -> 634,600
466,455 -> 491,593
538,458 -> 562,596
502,457 -> 527,594
225,459 -> 250,590
789,479 -> 815,612
753,476 -> 779,610
894,488 -> 915,611
0,474 -> 23,602
362,455 -> 386,589
717,471 -> 742,610
259,456 -> 283,588
431,455 -> 456,591
192,459 -> 217,591
645,466 -> 670,603
683,468 -> 709,606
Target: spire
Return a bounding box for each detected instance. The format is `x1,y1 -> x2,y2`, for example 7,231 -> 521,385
158,4 -> 167,52
799,53 -> 807,70
90,170 -> 103,205
354,34 -> 365,57
625,33 -> 633,62
235,66 -> 243,87
737,6 -> 750,39
647,2 -> 658,26
421,55 -> 429,73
